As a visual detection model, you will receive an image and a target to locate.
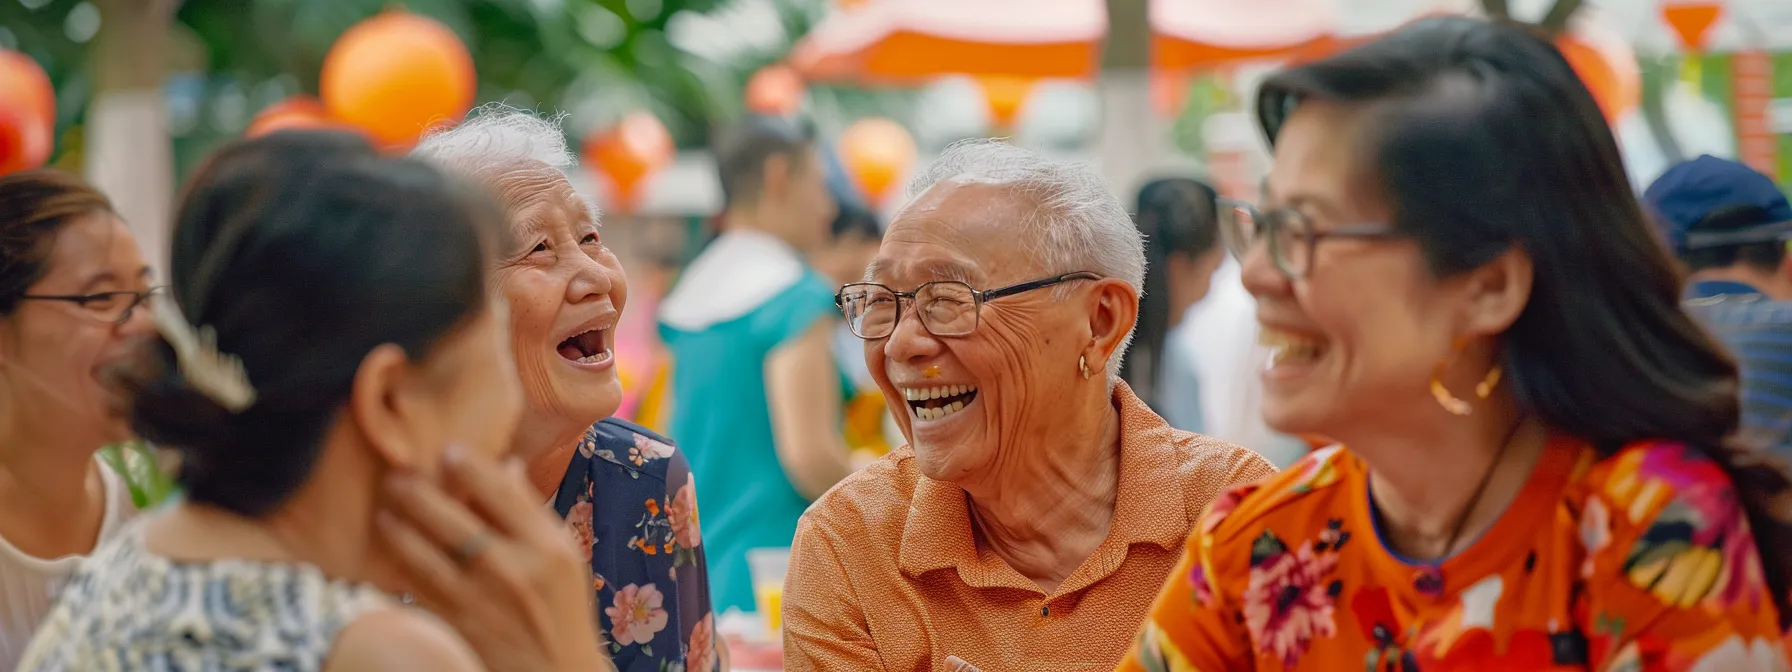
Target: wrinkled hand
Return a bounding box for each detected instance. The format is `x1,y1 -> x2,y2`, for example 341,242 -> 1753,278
378,446 -> 613,672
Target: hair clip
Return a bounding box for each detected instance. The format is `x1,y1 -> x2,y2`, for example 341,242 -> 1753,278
151,297 -> 257,413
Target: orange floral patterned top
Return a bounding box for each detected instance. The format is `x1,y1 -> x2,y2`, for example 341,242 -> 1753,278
1118,437 -> 1788,671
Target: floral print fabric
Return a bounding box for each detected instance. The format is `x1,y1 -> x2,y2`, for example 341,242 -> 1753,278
1119,439 -> 1788,672
555,418 -> 718,672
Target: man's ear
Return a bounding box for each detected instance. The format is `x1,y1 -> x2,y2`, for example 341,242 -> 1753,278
1082,278 -> 1141,371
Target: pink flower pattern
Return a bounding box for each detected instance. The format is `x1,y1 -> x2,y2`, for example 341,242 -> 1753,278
605,583 -> 670,646
667,481 -> 702,548
1242,535 -> 1341,667
686,613 -> 718,672
631,433 -> 676,466
566,500 -> 595,562
557,421 -> 710,669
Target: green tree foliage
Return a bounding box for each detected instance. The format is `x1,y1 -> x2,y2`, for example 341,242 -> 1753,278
1,0 -> 879,175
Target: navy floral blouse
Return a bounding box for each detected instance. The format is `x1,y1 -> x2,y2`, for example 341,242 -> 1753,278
553,418 -> 717,672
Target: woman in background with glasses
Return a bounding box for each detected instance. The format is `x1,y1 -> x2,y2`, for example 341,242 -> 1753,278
1122,17 -> 1792,671
0,169 -> 155,668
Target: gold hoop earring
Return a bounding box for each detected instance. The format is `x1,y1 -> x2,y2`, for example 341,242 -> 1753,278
1078,355 -> 1093,380
1431,338 -> 1502,416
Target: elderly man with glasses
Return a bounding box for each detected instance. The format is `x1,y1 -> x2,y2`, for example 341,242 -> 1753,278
782,140 -> 1275,671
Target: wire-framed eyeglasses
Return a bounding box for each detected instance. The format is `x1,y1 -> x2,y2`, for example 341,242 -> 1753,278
18,287 -> 162,324
1219,199 -> 1403,279
836,272 -> 1100,340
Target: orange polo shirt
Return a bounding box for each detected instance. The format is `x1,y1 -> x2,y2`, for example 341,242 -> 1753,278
783,383 -> 1276,671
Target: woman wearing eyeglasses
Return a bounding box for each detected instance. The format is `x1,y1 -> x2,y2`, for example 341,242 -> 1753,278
1120,17 -> 1792,671
782,139 -> 1273,671
0,169 -> 156,668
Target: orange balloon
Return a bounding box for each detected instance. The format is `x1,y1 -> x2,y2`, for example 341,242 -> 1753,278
0,49 -> 54,174
583,111 -> 674,212
838,118 -> 916,207
1557,37 -> 1639,124
746,65 -> 806,117
1661,2 -> 1723,51
320,11 -> 476,149
246,96 -> 363,139
978,76 -> 1034,128
0,104 -> 52,176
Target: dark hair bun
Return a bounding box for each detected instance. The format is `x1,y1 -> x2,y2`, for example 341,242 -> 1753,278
134,129 -> 507,517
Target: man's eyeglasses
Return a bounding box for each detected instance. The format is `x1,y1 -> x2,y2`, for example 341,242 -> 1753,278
836,272 -> 1100,340
18,287 -> 162,324
1220,200 -> 1403,279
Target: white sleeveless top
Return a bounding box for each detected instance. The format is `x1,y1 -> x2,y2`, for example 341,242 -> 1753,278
0,460 -> 136,670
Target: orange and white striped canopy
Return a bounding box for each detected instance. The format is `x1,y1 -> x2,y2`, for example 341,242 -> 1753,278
789,0 -> 1106,84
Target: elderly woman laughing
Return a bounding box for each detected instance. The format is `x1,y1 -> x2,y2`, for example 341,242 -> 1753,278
411,108 -> 720,672
782,140 -> 1275,671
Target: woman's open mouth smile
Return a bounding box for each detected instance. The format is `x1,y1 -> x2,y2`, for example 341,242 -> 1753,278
904,384 -> 979,422
554,315 -> 616,371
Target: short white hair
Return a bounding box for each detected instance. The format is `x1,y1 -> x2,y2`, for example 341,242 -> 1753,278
902,139 -> 1146,383
410,103 -> 598,221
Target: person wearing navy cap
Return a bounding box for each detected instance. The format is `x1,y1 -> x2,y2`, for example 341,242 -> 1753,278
1644,154 -> 1792,456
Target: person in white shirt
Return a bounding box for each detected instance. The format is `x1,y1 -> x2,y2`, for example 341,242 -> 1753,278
0,169 -> 148,668
1124,177 -> 1308,468
1173,257 -> 1310,467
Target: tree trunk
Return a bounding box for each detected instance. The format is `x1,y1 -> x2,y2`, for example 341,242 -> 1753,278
86,0 -> 180,274
1095,0 -> 1174,199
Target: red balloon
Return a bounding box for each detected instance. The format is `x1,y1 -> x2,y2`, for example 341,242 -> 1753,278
0,104 -> 52,176
0,50 -> 53,128
0,49 -> 55,175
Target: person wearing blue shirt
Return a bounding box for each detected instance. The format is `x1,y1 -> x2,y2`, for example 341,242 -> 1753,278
658,116 -> 851,613
1645,155 -> 1792,457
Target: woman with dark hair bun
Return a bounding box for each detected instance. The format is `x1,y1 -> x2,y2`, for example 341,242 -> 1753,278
1122,16 -> 1792,671
0,169 -> 153,669
18,131 -> 612,671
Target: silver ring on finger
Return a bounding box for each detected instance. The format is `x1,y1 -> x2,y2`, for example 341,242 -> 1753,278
452,529 -> 495,566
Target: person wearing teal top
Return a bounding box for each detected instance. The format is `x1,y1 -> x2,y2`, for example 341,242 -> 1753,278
659,116 -> 852,613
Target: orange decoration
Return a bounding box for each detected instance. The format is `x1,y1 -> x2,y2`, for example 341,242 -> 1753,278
746,65 -> 807,117
1556,36 -> 1640,124
838,117 -> 917,207
0,50 -> 54,175
0,106 -> 51,176
320,10 -> 476,150
583,111 -> 674,213
0,50 -> 54,131
246,96 -> 364,139
977,76 -> 1035,129
1661,2 -> 1723,51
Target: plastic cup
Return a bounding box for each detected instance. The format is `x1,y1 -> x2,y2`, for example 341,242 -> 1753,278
746,547 -> 791,637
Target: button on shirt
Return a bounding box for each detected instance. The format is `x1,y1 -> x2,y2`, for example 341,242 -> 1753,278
1684,279 -> 1792,459
782,383 -> 1276,671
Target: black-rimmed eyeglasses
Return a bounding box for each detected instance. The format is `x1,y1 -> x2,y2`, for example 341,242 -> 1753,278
18,287 -> 161,324
1219,200 -> 1404,279
836,272 -> 1100,339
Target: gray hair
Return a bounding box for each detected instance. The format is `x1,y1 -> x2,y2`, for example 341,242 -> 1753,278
410,103 -> 598,221
902,139 -> 1146,383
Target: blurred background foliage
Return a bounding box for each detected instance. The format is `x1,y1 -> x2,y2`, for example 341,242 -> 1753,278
0,0 -> 915,176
